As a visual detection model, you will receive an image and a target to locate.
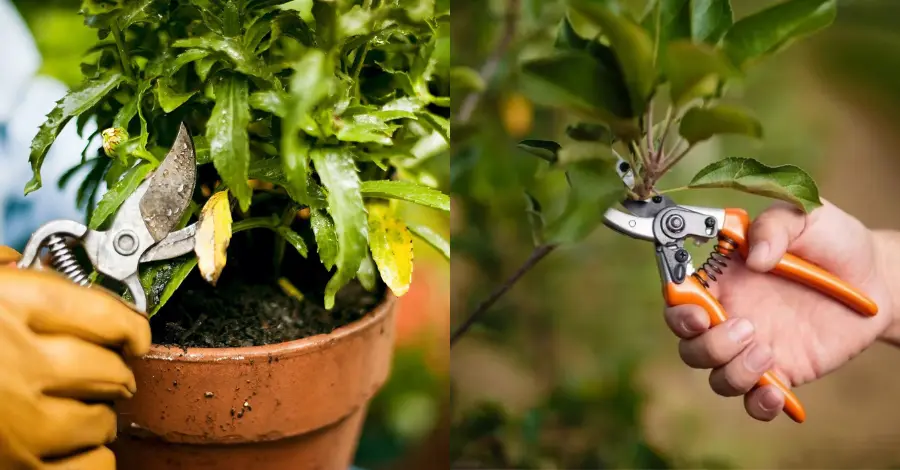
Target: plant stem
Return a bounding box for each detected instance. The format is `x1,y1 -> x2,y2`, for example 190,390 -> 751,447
658,143 -> 693,176
450,243 -> 557,348
658,185 -> 689,194
455,0 -> 521,125
232,217 -> 279,233
350,43 -> 370,80
656,106 -> 674,163
112,22 -> 134,80
645,106 -> 655,156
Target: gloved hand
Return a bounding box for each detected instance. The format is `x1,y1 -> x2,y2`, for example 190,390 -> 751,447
0,247 -> 151,469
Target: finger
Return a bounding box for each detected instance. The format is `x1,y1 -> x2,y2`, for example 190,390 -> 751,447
0,269 -> 151,356
44,446 -> 115,470
746,202 -> 806,272
39,334 -> 137,401
708,343 -> 773,397
664,305 -> 710,339
0,246 -> 21,264
679,317 -> 754,369
744,384 -> 785,422
28,397 -> 116,459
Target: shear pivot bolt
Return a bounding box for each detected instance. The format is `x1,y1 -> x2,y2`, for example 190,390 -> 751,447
675,249 -> 689,262
114,231 -> 138,256
666,215 -> 685,232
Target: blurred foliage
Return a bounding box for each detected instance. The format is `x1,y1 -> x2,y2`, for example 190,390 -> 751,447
450,0 -> 900,468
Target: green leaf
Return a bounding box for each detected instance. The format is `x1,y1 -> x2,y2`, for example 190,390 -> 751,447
336,115 -> 395,146
520,51 -> 637,138
691,0 -> 733,43
723,0 -> 836,69
688,157 -> 822,212
275,226 -> 309,257
360,180 -> 450,212
356,251 -> 378,291
27,72 -> 125,194
140,257 -> 199,317
555,15 -> 591,50
665,41 -> 738,107
546,160 -> 625,244
118,0 -> 161,30
557,141 -> 615,165
173,36 -> 274,82
679,105 -> 763,145
517,140 -> 560,163
310,208 -> 338,270
310,147 -> 368,310
367,203 -> 414,296
449,66 -> 485,92
566,0 -> 656,114
282,50 -> 336,202
407,223 -> 449,260
154,80 -> 197,113
642,0 -> 732,57
565,122 -> 612,142
207,74 -> 252,211
89,162 -> 154,229
249,90 -> 287,117
418,112 -> 449,144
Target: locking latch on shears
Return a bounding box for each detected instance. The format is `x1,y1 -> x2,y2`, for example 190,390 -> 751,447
603,159 -> 878,424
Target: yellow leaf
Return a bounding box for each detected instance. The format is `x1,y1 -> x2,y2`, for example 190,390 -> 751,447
194,190 -> 233,286
367,203 -> 414,296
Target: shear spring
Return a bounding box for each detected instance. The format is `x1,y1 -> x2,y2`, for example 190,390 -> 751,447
48,235 -> 90,286
692,237 -> 737,288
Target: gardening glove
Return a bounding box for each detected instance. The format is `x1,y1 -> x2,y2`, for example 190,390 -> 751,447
0,247 -> 152,470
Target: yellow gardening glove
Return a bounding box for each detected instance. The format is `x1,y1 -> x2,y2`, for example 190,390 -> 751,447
0,247 -> 151,470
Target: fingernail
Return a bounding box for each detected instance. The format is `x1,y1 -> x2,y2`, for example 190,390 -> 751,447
681,315 -> 706,333
760,387 -> 783,412
728,318 -> 754,344
748,241 -> 770,267
744,344 -> 772,373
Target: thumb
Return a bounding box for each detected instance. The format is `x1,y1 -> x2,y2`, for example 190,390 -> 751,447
0,246 -> 22,265
745,202 -> 807,273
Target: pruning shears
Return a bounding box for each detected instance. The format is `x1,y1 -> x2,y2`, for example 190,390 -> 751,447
17,123 -> 199,314
602,158 -> 878,423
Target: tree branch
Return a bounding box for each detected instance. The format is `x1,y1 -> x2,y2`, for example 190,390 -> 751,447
450,243 -> 556,347
455,0 -> 521,126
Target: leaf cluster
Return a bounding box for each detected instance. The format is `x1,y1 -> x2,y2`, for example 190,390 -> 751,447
518,0 -> 833,245
30,0 -> 451,312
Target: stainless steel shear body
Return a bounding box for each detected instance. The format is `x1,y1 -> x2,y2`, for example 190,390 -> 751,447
17,123 -> 200,313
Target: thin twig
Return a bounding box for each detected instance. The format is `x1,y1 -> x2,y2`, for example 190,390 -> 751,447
455,0 -> 521,125
645,106 -> 655,156
658,143 -> 693,176
450,244 -> 557,347
656,106 -> 674,164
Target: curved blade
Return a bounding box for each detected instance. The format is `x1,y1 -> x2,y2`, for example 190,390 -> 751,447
139,123 -> 197,241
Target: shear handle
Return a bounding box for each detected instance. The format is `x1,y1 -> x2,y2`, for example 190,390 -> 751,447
664,276 -> 807,423
721,209 -> 878,317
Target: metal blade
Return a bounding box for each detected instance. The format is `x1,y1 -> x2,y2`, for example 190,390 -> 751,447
139,123 -> 197,241
139,224 -> 197,263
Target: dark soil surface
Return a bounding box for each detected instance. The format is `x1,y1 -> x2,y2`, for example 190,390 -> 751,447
149,214 -> 386,348
151,279 -> 383,348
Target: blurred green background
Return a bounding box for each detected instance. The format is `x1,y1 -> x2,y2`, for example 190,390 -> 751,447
451,0 -> 900,468
8,1 -> 450,469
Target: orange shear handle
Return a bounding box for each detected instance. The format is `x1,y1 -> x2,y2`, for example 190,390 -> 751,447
721,209 -> 878,317
665,277 -> 807,423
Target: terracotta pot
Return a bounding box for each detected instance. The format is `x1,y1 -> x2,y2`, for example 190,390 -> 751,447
111,294 -> 397,470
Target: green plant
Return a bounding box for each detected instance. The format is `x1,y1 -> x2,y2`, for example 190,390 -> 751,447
450,0 -> 836,344
516,0 -> 832,246
26,0 -> 450,313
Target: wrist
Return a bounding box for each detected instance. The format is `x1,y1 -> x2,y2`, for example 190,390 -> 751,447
872,230 -> 900,346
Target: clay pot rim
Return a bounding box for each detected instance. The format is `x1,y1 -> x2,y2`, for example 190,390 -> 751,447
142,292 -> 397,362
